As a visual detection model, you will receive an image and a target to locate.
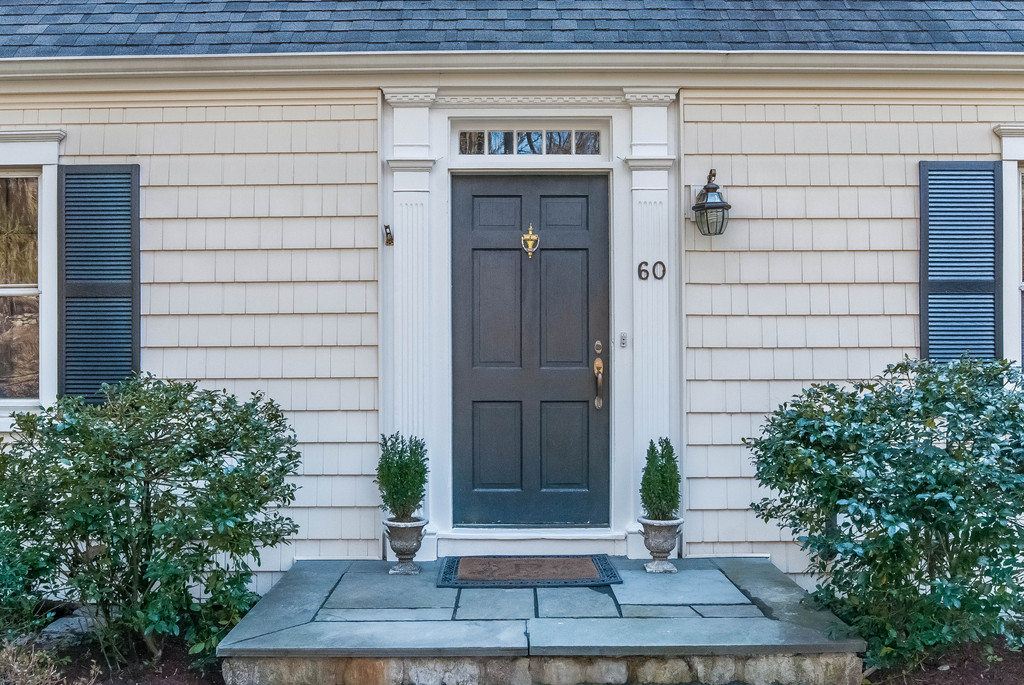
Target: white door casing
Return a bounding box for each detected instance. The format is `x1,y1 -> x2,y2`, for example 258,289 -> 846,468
380,88 -> 682,558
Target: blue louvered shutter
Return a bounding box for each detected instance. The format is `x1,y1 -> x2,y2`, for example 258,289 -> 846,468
919,161 -> 1002,361
58,165 -> 140,400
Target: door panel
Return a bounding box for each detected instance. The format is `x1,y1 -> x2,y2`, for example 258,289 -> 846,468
453,175 -> 609,526
472,401 -> 523,490
541,196 -> 589,231
473,196 -> 521,230
540,250 -> 589,367
473,250 -> 522,367
540,401 -> 590,490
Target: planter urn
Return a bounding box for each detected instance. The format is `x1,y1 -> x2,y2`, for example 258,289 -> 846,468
638,516 -> 684,573
384,517 -> 428,575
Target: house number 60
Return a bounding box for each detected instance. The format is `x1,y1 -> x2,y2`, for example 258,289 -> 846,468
637,261 -> 667,281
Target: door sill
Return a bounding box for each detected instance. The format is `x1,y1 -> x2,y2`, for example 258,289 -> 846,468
430,528 -> 629,558
439,528 -> 624,540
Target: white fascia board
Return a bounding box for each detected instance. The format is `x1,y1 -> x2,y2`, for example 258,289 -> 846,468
4,49 -> 1024,81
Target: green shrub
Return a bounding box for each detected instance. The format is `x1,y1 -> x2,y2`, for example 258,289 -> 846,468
0,531 -> 57,640
748,358 -> 1024,669
640,438 -> 680,521
375,433 -> 428,521
0,374 -> 301,665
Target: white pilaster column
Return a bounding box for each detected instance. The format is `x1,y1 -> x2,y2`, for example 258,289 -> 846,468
994,124 -> 1024,364
624,88 -> 681,554
382,89 -> 437,531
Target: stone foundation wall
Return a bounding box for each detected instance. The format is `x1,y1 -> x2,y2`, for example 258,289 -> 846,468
222,653 -> 862,685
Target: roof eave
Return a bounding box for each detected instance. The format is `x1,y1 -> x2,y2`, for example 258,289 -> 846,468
2,48 -> 1024,80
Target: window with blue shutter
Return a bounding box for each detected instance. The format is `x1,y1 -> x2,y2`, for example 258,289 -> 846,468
919,161 -> 1002,361
58,165 -> 139,400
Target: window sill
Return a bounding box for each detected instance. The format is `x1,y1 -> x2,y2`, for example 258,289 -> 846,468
0,404 -> 41,433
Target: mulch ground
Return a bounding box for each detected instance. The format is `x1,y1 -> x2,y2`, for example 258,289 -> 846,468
60,638 -> 224,685
56,641 -> 1024,685
868,641 -> 1024,685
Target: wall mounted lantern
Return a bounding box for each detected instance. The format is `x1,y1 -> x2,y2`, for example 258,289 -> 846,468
692,168 -> 731,236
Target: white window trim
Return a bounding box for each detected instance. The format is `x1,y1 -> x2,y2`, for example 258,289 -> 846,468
0,130 -> 64,431
994,125 -> 1024,364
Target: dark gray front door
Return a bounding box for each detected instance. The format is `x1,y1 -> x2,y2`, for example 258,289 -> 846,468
452,175 -> 610,526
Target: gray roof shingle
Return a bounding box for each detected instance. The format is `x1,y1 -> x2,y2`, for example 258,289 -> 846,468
2,1 -> 1024,59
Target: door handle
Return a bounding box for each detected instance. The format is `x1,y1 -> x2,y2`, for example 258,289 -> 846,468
593,357 -> 604,410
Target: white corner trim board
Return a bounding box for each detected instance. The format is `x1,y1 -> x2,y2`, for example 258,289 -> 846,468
991,125 -> 1024,366
995,124 -> 1024,364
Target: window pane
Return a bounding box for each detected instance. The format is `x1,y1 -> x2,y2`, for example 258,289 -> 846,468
0,295 -> 38,399
575,131 -> 601,155
0,177 -> 38,285
546,131 -> 572,155
459,131 -> 485,155
517,131 -> 543,154
488,131 -> 514,155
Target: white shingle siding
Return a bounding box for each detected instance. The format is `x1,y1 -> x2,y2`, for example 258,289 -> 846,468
1,94 -> 381,588
3,79 -> 1018,588
682,99 -> 1000,573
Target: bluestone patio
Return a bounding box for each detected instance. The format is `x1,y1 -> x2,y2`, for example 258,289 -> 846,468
218,557 -> 864,685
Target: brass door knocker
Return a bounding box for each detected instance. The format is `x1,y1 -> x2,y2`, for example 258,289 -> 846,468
521,223 -> 540,258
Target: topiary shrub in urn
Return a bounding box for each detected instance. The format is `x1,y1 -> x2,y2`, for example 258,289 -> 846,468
638,437 -> 683,573
375,432 -> 429,575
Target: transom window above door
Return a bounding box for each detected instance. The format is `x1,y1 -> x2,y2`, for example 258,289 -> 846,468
459,129 -> 601,156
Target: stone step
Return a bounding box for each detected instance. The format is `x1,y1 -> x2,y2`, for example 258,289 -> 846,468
218,557 -> 865,685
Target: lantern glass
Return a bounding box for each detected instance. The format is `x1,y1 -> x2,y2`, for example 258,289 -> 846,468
691,169 -> 731,237
695,207 -> 729,236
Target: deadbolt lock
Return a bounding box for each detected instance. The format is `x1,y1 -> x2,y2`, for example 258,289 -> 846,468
594,340 -> 603,354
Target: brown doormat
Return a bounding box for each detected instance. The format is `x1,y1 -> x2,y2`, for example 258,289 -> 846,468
436,554 -> 622,588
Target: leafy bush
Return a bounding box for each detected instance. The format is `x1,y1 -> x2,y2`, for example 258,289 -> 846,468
640,437 -> 681,521
748,358 -> 1024,668
0,531 -> 56,639
0,374 -> 301,664
375,433 -> 428,521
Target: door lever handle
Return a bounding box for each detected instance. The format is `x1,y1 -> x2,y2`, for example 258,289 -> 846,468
593,357 -> 604,410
